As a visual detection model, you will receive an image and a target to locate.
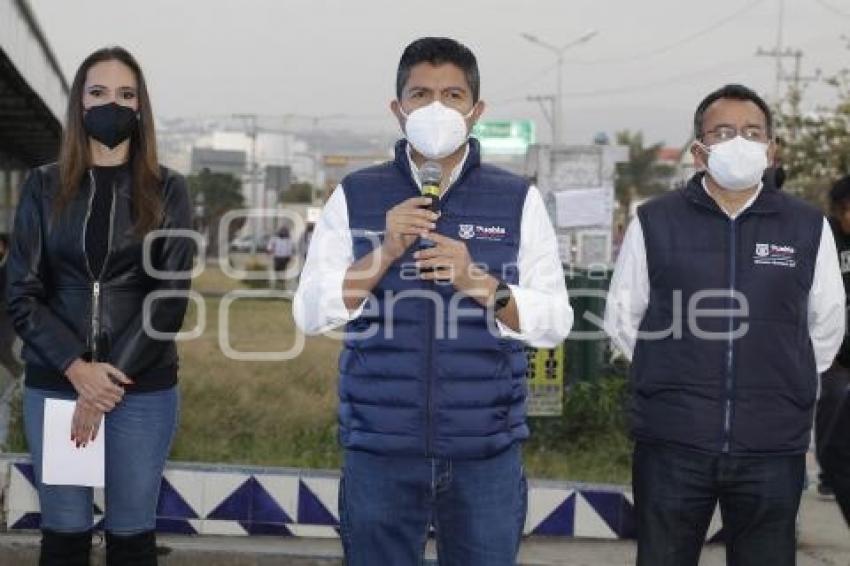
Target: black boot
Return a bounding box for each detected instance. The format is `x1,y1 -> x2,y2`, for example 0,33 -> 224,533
105,530 -> 158,566
39,529 -> 92,566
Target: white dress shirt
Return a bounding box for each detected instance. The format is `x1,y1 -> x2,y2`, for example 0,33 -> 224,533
603,183 -> 846,372
293,143 -> 574,348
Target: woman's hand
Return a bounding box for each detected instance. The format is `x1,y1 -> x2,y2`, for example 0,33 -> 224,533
65,359 -> 133,412
71,398 -> 104,448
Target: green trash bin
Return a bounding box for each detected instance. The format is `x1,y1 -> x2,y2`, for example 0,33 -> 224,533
564,266 -> 612,383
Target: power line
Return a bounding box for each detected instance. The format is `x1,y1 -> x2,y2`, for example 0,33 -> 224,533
489,0 -> 768,110
490,58 -> 753,106
562,0 -> 766,65
815,0 -> 850,18
487,61 -> 559,97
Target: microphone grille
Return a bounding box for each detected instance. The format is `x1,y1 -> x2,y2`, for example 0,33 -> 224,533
420,161 -> 443,186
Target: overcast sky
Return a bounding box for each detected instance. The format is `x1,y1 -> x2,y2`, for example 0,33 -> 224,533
29,0 -> 850,148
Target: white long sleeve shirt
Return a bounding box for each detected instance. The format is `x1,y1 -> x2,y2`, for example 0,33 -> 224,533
293,149 -> 573,348
603,186 -> 846,373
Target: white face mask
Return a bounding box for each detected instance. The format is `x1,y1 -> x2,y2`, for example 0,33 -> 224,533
699,136 -> 769,192
400,101 -> 474,160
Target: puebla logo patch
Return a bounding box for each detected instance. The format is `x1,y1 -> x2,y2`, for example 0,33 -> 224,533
458,224 -> 508,242
753,242 -> 796,268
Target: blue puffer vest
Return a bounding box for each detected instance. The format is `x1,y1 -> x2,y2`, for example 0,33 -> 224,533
632,173 -> 823,455
338,138 -> 530,459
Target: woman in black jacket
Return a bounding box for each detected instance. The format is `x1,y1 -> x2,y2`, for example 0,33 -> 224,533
7,46 -> 194,566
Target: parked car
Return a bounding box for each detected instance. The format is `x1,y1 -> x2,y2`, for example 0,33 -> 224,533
229,234 -> 270,253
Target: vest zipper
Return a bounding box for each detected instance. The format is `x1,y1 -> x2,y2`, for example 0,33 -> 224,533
722,218 -> 738,453
82,170 -> 117,362
404,148 -> 474,458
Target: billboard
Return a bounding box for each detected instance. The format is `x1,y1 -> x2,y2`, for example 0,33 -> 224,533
472,120 -> 535,156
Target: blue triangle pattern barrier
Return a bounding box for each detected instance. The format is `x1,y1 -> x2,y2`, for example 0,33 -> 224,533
532,493 -> 576,536
207,476 -> 293,525
297,480 -> 338,526
14,462 -> 36,487
252,478 -> 293,525
582,490 -> 632,538
157,477 -> 199,520
0,455 -> 699,541
10,512 -> 41,530
207,476 -> 256,522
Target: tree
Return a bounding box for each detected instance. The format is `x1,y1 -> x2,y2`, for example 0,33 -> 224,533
614,130 -> 675,215
775,70 -> 850,210
280,182 -> 314,204
186,169 -> 245,256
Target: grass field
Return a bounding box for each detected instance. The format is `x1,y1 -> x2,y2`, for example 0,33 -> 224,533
5,265 -> 632,484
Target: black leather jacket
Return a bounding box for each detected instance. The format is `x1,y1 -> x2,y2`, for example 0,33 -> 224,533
6,163 -> 194,392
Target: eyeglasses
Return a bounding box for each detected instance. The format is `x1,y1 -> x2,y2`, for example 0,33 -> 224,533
702,125 -> 769,143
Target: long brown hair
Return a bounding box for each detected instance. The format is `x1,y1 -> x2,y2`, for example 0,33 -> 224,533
57,46 -> 162,235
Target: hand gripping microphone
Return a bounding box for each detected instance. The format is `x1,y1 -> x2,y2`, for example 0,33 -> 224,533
419,161 -> 442,246
419,161 -> 443,217
418,161 -> 442,274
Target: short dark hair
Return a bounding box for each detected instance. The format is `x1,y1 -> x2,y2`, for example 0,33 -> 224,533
693,84 -> 773,140
830,175 -> 850,206
396,37 -> 480,103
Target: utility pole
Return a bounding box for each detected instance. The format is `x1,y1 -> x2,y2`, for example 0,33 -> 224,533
755,48 -> 820,140
521,29 -> 598,147
231,113 -> 340,239
233,113 -> 260,252
756,0 -> 787,102
775,0 -> 786,101
787,51 -> 820,124
280,113 -> 345,203
756,46 -> 798,97
527,95 -> 556,143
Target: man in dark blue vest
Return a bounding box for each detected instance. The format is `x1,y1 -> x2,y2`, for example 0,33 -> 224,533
604,84 -> 845,565
294,37 -> 572,565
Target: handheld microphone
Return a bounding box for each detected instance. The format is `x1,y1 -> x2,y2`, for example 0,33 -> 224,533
420,161 -> 442,215
419,161 -> 442,252
418,161 -> 442,276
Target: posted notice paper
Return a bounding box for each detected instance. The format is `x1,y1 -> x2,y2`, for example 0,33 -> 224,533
42,399 -> 105,487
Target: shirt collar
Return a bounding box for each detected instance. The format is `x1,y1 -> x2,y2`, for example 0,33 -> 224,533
405,143 -> 470,196
701,176 -> 763,220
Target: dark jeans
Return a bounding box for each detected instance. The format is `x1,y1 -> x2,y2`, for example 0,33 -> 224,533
816,365 -> 850,523
339,444 -> 527,566
633,441 -> 805,566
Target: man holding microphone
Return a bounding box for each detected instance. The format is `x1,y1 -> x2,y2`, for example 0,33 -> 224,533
294,37 -> 571,566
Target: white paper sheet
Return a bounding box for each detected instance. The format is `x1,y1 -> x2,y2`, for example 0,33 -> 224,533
42,399 -> 105,487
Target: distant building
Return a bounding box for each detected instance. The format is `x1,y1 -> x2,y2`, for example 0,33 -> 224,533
656,143 -> 697,189
264,164 -> 292,193
190,147 -> 246,177
322,152 -> 393,198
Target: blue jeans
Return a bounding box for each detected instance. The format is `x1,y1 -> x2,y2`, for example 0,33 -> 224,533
23,385 -> 179,534
338,444 -> 527,566
633,441 -> 805,566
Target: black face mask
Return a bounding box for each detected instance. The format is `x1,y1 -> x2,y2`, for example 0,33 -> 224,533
83,102 -> 139,149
